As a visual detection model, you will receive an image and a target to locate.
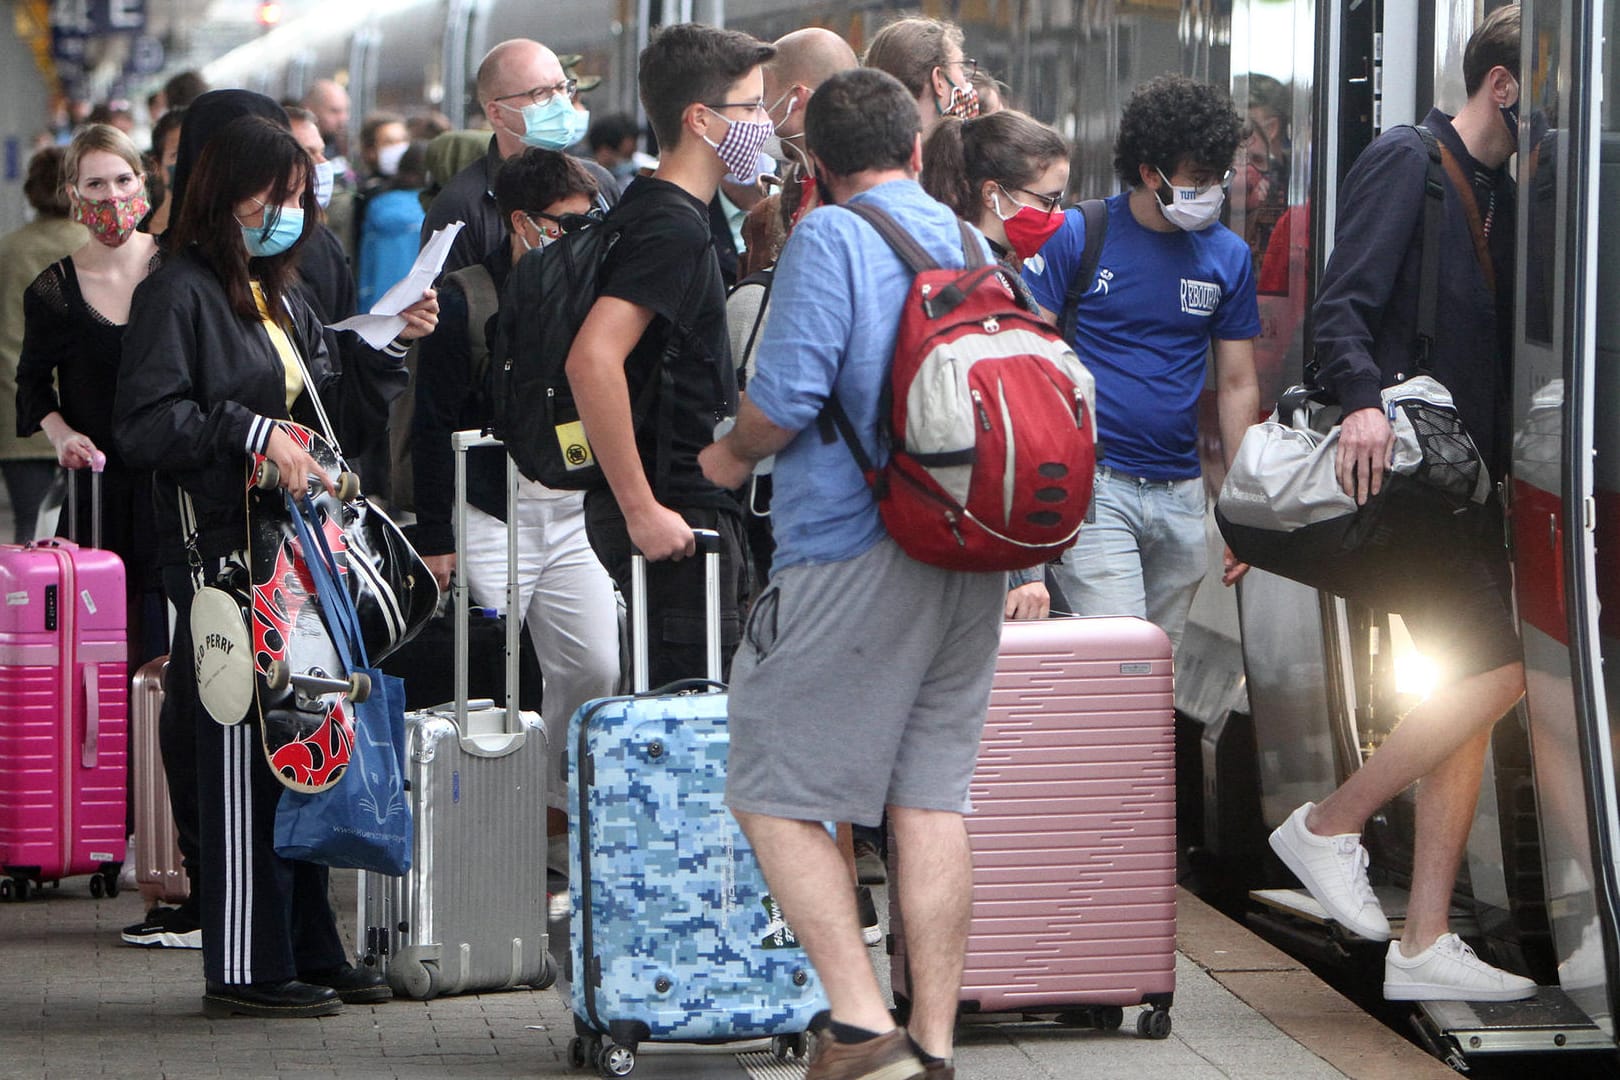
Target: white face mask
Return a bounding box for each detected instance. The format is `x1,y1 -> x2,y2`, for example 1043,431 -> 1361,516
312,160 -> 335,208
1155,167 -> 1226,232
377,141 -> 408,178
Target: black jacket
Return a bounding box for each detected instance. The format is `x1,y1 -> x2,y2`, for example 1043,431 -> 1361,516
113,247 -> 408,564
1312,108 -> 1515,475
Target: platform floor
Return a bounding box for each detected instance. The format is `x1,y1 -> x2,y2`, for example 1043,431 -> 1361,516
0,874 -> 1454,1080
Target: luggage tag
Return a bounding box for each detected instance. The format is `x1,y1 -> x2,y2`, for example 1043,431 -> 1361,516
554,420 -> 596,472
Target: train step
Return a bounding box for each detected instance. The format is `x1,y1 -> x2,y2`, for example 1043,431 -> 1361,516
1249,886 -> 1480,940
1412,987 -> 1608,1063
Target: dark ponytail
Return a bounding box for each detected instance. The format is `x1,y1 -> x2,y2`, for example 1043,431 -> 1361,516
922,110 -> 1068,223
921,116 -> 975,219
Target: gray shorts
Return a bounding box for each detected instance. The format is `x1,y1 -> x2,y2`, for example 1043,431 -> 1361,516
724,538 -> 1005,827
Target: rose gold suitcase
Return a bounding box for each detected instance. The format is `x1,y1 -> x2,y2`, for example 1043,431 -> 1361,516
890,615 -> 1178,1038
132,657 -> 188,905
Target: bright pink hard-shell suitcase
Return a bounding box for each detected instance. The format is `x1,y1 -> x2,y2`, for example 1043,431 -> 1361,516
890,615 -> 1177,1038
0,464 -> 129,901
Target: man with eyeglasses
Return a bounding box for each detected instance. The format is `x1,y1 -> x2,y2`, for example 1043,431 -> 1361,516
1022,74 -> 1260,655
421,38 -> 620,275
864,16 -> 980,138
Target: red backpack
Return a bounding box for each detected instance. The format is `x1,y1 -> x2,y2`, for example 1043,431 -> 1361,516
821,203 -> 1097,572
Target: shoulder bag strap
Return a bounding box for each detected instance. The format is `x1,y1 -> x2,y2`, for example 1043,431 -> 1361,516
1435,142 -> 1496,296
278,294 -> 340,451
1412,125 -> 1446,375
1060,199 -> 1110,345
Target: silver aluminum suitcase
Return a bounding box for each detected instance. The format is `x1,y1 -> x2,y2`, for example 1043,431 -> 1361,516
357,431 -> 554,1000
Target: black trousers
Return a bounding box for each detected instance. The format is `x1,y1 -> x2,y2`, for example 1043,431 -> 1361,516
583,495 -> 749,689
161,562 -> 346,985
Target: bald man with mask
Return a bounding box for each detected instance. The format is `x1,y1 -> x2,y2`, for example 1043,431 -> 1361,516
422,38 -> 619,274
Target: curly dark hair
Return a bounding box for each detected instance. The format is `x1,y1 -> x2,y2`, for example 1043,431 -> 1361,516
1113,75 -> 1243,188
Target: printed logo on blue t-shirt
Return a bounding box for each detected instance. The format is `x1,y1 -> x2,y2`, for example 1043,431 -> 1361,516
1179,278 -> 1221,317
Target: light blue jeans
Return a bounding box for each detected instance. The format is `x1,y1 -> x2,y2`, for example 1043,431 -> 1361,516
1050,465 -> 1208,654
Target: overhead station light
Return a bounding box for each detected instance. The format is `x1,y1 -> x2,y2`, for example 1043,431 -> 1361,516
257,2 -> 284,26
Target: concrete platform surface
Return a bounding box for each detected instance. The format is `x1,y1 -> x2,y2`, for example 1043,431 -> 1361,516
0,872 -> 1438,1080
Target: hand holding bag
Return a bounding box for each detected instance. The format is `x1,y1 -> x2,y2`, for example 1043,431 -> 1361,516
273,492 -> 413,876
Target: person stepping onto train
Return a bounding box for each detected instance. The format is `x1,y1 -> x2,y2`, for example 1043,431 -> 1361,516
1268,5 -> 1535,1003
113,104 -> 439,1018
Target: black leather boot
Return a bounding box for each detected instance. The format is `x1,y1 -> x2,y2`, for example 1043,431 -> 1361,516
301,961 -> 394,1004
202,979 -> 343,1018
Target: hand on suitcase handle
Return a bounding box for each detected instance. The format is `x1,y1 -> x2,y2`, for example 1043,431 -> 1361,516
630,527 -> 719,562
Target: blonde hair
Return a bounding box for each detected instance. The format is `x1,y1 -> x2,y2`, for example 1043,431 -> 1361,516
63,123 -> 144,188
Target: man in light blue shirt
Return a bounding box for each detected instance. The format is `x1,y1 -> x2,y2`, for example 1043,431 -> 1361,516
701,68 -> 1003,1080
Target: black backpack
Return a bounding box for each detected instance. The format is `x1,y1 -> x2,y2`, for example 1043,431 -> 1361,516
489,195 -> 694,489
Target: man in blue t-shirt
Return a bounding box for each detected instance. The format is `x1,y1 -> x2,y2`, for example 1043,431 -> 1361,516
701,69 -> 1003,1080
1024,75 -> 1260,652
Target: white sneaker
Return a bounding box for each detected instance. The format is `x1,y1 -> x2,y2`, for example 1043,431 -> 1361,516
1268,803 -> 1390,941
1384,933 -> 1536,1002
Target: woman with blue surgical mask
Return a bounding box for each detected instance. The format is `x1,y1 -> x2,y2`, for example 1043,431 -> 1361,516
112,113 -> 439,1019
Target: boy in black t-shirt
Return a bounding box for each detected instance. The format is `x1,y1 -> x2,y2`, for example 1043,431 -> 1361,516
566,24 -> 775,685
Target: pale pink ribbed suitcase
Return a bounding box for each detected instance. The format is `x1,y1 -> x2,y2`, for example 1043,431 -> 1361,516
132,656 -> 188,904
890,615 -> 1177,1038
0,533 -> 128,901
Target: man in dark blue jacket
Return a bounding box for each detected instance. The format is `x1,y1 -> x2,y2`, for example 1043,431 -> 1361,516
1269,5 -> 1535,1003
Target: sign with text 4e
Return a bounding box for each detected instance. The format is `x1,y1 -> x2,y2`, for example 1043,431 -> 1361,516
50,0 -> 145,35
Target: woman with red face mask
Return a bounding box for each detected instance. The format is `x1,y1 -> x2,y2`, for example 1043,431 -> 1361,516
921,110 -> 1070,274
921,111 -> 1072,613
17,123 -> 165,665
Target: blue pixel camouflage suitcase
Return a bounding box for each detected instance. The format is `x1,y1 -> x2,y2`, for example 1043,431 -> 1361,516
566,531 -> 827,1075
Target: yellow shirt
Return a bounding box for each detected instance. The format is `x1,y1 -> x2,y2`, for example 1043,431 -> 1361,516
250,282 -> 305,412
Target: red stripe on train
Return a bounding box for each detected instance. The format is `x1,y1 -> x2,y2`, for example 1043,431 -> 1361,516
1512,482 -> 1620,644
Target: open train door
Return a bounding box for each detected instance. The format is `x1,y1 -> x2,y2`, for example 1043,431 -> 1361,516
1479,0 -> 1620,1059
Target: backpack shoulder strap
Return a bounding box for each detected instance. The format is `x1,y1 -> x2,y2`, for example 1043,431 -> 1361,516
731,268 -> 774,387
445,263 -> 500,384
842,201 -> 940,275
1412,125 -> 1446,374
1059,199 -> 1109,345
956,219 -> 987,270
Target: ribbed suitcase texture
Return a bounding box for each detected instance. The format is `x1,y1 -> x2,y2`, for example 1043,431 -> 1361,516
569,691 -> 827,1046
358,431 -> 553,1000
890,615 -> 1176,1020
132,656 -> 189,904
360,707 -> 552,999
0,538 -> 128,898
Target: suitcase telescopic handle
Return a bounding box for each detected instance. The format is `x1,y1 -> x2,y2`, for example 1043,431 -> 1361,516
629,528 -> 722,694
449,429 -> 522,736
64,451 -> 107,549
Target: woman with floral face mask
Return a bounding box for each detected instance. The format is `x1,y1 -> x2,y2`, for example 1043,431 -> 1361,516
16,124 -> 164,666
112,113 -> 438,1018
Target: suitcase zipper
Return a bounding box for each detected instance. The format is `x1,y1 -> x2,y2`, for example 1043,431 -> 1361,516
53,545 -> 78,877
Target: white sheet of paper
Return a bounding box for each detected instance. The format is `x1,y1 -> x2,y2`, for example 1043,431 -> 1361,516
330,220 -> 464,348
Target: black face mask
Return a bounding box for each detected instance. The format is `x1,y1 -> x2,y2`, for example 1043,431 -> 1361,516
816,177 -> 836,207
1502,78 -> 1522,144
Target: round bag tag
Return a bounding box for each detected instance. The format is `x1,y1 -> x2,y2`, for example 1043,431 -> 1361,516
190,585 -> 255,726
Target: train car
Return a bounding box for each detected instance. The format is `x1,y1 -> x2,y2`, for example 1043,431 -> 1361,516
188,0 -> 1619,1069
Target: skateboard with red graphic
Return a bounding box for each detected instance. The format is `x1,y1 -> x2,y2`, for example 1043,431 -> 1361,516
245,422 -> 368,794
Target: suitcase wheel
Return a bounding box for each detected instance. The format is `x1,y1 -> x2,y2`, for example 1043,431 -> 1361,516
770,1034 -> 809,1061
0,878 -> 23,902
597,1043 -> 635,1077
531,954 -> 557,992
1136,1007 -> 1172,1040
568,1037 -> 588,1069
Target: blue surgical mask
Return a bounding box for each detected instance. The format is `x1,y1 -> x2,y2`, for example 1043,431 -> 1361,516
312,161 -> 335,208
502,95 -> 590,151
241,205 -> 305,257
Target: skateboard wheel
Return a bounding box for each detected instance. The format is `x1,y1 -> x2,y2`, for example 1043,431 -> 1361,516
348,672 -> 372,702
334,471 -> 361,502
265,659 -> 291,691
254,459 -> 280,491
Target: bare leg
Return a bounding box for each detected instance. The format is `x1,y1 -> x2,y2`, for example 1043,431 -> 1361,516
732,810 -> 893,1032
1402,728 -> 1491,952
889,805 -> 973,1060
1309,661 -> 1524,837
836,822 -> 857,883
